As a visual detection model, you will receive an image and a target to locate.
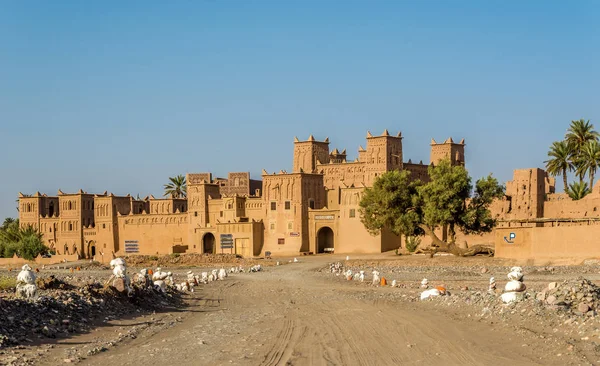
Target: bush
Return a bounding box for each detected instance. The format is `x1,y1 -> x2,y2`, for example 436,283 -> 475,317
405,236 -> 421,253
0,276 -> 16,290
170,253 -> 180,258
0,221 -> 48,260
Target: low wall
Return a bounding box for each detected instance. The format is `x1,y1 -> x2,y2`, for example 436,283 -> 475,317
0,254 -> 80,267
495,226 -> 600,262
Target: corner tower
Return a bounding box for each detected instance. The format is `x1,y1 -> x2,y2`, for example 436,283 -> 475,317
430,137 -> 465,166
293,135 -> 330,173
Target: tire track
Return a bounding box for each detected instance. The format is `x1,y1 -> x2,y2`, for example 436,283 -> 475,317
260,316 -> 296,366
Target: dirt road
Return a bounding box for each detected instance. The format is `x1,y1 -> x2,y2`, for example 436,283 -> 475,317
34,256 -> 590,366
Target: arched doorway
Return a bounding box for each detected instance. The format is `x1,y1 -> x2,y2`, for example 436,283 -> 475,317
317,227 -> 334,253
203,233 -> 215,254
88,241 -> 96,258
49,202 -> 55,217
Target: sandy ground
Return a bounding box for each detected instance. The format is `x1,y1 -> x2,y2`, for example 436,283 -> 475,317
8,254 -> 597,366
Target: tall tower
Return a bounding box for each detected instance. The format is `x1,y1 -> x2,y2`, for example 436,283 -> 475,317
430,137 -> 465,166
293,135 -> 330,173
365,130 -> 403,184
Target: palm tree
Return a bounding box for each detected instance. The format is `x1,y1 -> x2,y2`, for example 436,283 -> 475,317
565,119 -> 599,182
163,175 -> 187,198
567,181 -> 590,200
2,218 -> 15,230
544,140 -> 574,192
575,140 -> 600,191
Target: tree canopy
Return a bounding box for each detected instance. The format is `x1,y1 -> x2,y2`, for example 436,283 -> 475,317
359,159 -> 505,256
546,119 -> 599,193
163,175 -> 187,198
0,218 -> 48,260
359,170 -> 423,237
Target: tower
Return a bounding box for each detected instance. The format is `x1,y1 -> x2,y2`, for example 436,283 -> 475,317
365,130 -> 403,184
293,135 -> 330,173
430,137 -> 465,166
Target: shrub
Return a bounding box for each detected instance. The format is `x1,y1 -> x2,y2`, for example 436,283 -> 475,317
405,236 -> 421,253
0,276 -> 16,291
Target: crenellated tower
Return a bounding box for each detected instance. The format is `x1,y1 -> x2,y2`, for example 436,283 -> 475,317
430,137 -> 465,166
365,129 -> 403,184
293,135 -> 330,173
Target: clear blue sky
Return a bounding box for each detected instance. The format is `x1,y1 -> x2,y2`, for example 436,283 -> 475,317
1,1 -> 598,220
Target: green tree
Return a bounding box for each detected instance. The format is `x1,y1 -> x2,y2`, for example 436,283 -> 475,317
359,170 -> 423,237
2,217 -> 15,229
359,160 -> 504,257
575,139 -> 600,191
163,175 -> 187,198
565,119 -> 599,182
567,181 -> 590,200
0,219 -> 48,260
544,140 -> 574,192
418,160 -> 504,255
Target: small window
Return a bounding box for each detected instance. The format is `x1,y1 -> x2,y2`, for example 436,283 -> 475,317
270,202 -> 277,211
285,201 -> 291,210
227,203 -> 233,209
69,223 -> 73,231
194,211 -> 198,217
270,223 -> 275,230
287,222 -> 293,230
278,238 -> 285,245
49,227 -> 52,233
308,199 -> 315,209
349,209 -> 356,218
104,243 -> 107,248
220,211 -> 223,217
102,224 -> 106,229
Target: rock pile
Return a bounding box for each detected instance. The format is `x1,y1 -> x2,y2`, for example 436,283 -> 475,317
535,277 -> 600,316
16,265 -> 37,300
500,267 -> 526,304
0,279 -> 182,347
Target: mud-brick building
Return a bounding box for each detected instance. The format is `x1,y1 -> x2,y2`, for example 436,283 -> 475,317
19,131 -> 465,260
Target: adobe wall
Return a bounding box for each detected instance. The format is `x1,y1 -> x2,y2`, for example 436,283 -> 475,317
495,225 -> 600,261
318,162 -> 366,190
403,162 -> 430,183
216,221 -> 263,257
0,254 -> 79,267
117,214 -> 189,255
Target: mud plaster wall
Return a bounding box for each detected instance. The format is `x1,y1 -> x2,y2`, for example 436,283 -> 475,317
495,226 -> 600,261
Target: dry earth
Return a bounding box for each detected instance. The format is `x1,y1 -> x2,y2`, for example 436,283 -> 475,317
4,254 -> 600,365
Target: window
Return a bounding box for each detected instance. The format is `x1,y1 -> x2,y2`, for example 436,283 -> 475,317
349,209 -> 356,218
102,224 -> 106,229
194,211 -> 198,217
220,211 -> 223,217
278,238 -> 285,245
270,202 -> 277,210
308,199 -> 315,209
69,223 -> 73,231
287,222 -> 293,230
68,201 -> 72,210
270,223 -> 275,230
285,201 -> 291,210
227,203 -> 233,209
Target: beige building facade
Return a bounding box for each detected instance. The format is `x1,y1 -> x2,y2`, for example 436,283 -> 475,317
19,130 -> 466,261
